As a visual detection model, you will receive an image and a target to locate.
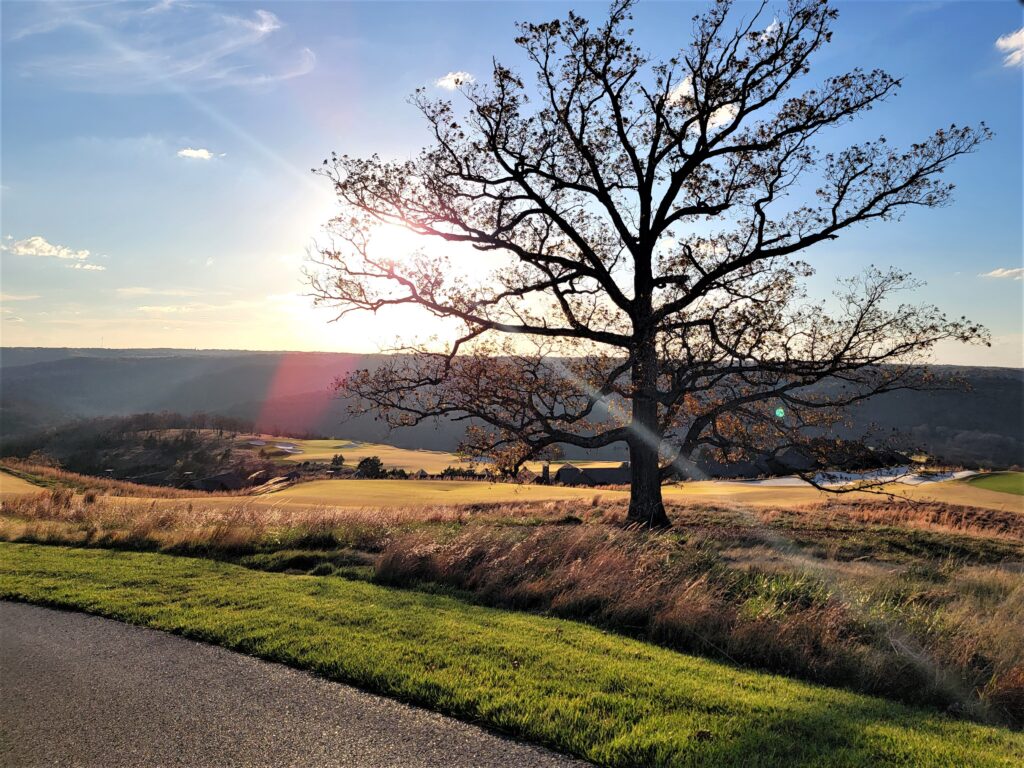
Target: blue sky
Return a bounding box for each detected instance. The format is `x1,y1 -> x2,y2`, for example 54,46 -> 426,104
1,0 -> 1021,364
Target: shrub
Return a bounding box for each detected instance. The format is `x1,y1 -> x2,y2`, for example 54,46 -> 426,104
356,456 -> 386,479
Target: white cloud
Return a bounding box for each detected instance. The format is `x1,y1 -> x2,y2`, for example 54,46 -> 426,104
760,18 -> 781,43
0,293 -> 40,301
667,76 -> 693,106
996,28 -> 1024,67
2,235 -> 90,260
143,0 -> 178,13
9,5 -> 314,93
708,103 -> 739,129
980,267 -> 1024,280
666,76 -> 736,129
116,286 -> 200,297
67,263 -> 107,271
135,298 -> 260,315
177,147 -> 223,160
435,71 -> 474,90
136,304 -> 192,314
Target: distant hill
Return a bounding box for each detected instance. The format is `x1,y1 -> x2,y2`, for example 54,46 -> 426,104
1,347 -> 1021,468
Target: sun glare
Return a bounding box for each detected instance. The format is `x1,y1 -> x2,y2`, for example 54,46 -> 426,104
368,223 -> 427,266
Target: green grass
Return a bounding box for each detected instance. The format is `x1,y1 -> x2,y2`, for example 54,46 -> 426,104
966,472 -> 1024,496
1,543 -> 1020,767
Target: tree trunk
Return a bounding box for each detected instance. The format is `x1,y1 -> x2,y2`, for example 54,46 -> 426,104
625,339 -> 671,529
627,433 -> 670,528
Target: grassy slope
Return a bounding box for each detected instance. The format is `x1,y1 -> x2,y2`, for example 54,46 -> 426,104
267,478 -> 619,506
967,472 -> 1024,497
5,463 -> 1020,512
243,436 -> 621,473
1,543 -> 1020,767
247,437 -> 465,472
265,478 -> 1022,512
0,470 -> 45,498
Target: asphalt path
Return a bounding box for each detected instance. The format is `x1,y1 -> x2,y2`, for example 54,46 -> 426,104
0,601 -> 586,767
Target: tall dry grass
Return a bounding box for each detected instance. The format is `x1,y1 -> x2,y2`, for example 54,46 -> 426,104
373,515 -> 1024,725
2,489 -> 1021,726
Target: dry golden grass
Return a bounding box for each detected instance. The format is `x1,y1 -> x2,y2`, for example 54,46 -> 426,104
762,498 -> 1024,541
3,484 -> 1022,726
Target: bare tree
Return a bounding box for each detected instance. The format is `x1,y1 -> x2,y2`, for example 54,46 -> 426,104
310,0 -> 988,527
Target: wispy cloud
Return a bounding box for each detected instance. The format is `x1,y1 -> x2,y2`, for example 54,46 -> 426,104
67,263 -> 107,271
996,28 -> 1024,68
136,304 -> 194,314
177,147 -> 223,160
435,71 -> 474,90
9,3 -> 315,93
980,267 -> 1024,280
0,293 -> 40,301
2,235 -> 90,260
135,298 -> 259,315
117,286 -> 201,297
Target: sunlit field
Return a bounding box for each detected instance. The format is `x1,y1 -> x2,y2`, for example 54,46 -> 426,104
240,435 -> 622,474
0,472 -> 44,499
3,464 -> 1022,512
262,476 -> 1024,512
241,436 -> 465,472
968,472 -> 1024,496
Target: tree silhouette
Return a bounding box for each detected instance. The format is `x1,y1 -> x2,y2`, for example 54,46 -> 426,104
311,0 -> 988,527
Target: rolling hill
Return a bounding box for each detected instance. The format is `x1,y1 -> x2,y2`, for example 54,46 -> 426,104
1,347 -> 1021,468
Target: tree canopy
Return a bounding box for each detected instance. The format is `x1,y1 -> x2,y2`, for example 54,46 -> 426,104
310,0 -> 988,527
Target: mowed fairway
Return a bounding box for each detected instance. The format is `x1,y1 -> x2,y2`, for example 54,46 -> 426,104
244,437 -> 465,473
0,472 -> 44,499
241,436 -> 622,474
4,467 -> 1020,512
966,472 -> 1024,496
260,477 -> 1023,512
264,479 -> 621,507
662,478 -> 1024,512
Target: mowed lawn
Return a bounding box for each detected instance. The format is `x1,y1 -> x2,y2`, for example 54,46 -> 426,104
265,478 -> 622,507
966,472 -> 1024,496
2,543 -> 1021,767
4,467 -> 1021,513
0,471 -> 46,499
240,436 -> 622,474
244,437 -> 466,473
264,478 -> 1022,512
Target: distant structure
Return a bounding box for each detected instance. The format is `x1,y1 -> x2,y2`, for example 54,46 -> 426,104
555,462 -> 631,487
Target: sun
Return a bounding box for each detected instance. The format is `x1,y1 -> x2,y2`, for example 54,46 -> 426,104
367,223 -> 427,266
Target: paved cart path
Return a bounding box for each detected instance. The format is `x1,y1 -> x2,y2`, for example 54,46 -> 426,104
0,601 -> 585,767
